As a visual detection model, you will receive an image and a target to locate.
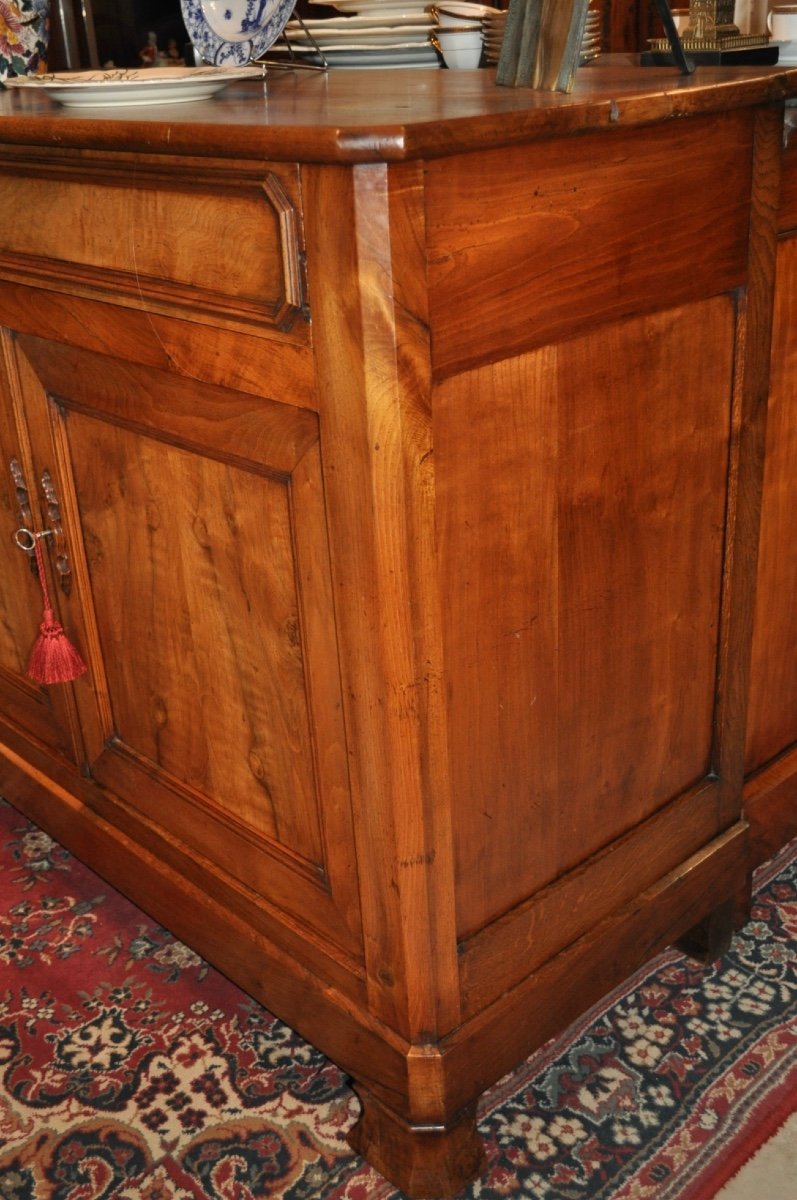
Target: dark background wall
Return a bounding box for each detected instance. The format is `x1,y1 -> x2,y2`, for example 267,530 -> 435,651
92,0 -> 189,68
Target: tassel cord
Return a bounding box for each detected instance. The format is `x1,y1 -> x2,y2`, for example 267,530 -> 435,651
27,534 -> 87,685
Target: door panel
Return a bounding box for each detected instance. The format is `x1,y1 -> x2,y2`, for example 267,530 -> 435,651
15,334 -> 362,958
0,331 -> 83,762
435,298 -> 736,938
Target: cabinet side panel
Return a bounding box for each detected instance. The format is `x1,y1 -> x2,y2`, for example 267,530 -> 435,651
436,300 -> 734,938
745,234 -> 797,772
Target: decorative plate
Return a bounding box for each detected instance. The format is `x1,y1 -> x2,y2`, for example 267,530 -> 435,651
1,0 -> 49,82
2,67 -> 264,107
181,0 -> 297,64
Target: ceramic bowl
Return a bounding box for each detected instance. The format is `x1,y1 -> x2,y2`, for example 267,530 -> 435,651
201,0 -> 279,42
433,24 -> 483,68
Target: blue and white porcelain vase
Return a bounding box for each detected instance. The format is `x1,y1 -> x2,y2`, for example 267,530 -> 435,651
1,0 -> 50,83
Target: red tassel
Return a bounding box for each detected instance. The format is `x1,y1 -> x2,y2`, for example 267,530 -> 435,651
27,539 -> 87,685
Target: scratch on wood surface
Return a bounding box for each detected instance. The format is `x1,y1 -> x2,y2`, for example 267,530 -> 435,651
398,850 -> 436,868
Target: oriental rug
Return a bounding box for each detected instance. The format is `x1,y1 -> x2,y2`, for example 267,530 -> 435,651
0,795 -> 795,1200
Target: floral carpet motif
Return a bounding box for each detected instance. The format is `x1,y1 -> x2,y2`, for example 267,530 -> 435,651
0,795 -> 795,1199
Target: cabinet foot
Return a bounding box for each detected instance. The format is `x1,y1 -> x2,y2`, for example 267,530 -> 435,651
347,1085 -> 485,1200
675,894 -> 738,964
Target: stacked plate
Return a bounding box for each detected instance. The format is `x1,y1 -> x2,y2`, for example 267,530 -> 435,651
278,0 -> 438,68
580,5 -> 602,65
483,3 -> 602,67
482,6 -> 507,63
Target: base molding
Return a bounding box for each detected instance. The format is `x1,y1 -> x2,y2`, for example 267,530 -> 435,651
745,746 -> 797,867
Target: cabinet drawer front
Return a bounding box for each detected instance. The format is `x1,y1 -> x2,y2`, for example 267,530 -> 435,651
426,111 -> 753,377
0,159 -> 306,335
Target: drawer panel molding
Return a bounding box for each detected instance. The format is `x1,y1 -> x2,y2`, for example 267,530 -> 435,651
0,159 -> 308,335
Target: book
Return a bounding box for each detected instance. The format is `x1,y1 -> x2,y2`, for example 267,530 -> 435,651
496,0 -> 590,91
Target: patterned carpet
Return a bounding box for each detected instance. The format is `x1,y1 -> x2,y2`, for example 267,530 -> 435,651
0,795 -> 795,1199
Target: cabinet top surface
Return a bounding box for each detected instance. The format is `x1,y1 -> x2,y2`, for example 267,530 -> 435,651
1,57 -> 796,162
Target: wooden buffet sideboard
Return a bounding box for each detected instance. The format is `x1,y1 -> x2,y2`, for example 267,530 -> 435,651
0,61 -> 795,1198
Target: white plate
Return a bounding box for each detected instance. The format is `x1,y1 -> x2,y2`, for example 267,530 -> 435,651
271,42 -> 439,65
289,13 -> 433,28
286,23 -> 432,46
288,38 -> 436,50
3,66 -> 264,107
310,0 -> 431,14
181,0 -> 295,64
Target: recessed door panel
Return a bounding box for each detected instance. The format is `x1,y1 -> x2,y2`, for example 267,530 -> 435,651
15,336 -> 362,959
435,298 -> 735,939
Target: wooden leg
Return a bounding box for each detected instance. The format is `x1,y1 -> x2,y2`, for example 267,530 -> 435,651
347,1084 -> 485,1200
675,894 -> 738,964
733,873 -> 754,930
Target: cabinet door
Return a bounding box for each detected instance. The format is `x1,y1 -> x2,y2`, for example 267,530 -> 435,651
0,332 -> 84,762
14,333 -> 362,960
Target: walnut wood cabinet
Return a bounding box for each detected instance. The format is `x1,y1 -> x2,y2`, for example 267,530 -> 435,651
0,63 -> 795,1198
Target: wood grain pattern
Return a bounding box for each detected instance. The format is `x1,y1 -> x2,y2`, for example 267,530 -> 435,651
458,783 -> 736,1017
435,300 -> 734,937
743,184 -> 797,865
778,113 -> 797,230
0,331 -> 84,761
426,113 -> 753,377
302,159 -> 462,1042
746,235 -> 797,774
12,334 -> 363,960
441,823 -> 749,1120
712,102 -> 782,825
744,750 -> 797,864
0,281 -> 316,410
0,61 -> 794,163
0,158 -> 307,334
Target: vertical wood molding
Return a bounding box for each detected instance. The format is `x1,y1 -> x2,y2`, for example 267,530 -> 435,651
303,160 -> 461,1054
714,102 -> 784,823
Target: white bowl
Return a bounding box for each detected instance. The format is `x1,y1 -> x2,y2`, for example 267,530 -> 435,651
433,24 -> 483,67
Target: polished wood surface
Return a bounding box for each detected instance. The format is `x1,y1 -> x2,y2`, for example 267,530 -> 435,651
1,60 -> 796,158
0,64 -> 794,1197
425,112 -> 753,372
